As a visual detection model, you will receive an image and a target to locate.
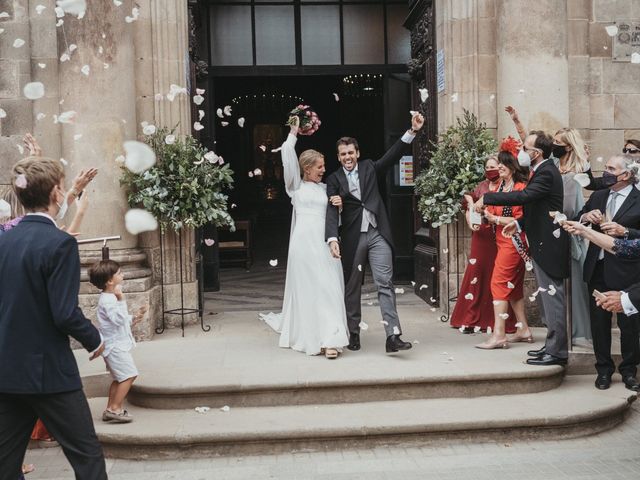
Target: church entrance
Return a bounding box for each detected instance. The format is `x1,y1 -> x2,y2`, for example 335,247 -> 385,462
190,0 -> 436,299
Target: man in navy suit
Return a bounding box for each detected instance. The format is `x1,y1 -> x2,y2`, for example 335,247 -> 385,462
0,157 -> 107,479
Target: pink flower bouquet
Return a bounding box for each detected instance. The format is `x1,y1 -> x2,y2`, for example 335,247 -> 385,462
286,105 -> 321,136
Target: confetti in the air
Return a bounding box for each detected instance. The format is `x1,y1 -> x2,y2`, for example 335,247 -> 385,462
154,93 -> 164,101
430,266 -> 435,272
515,322 -> 523,329
490,94 -> 496,101
519,88 -> 525,94
605,25 -> 619,36
59,158 -> 68,166
0,199 -> 11,218
269,259 -> 278,267
123,140 -> 156,174
258,145 -> 266,152
359,321 -> 369,331
442,248 -> 448,254
54,110 -> 77,124
166,84 -> 187,102
16,144 -> 24,155
60,53 -> 71,62
36,113 -> 46,120
38,63 -> 46,69
357,265 -> 362,271
492,300 -> 500,305
474,326 -> 481,333
196,88 -> 205,95
114,0 -> 123,6
525,261 -> 533,271
0,12 -> 9,18
204,238 -> 215,247
73,134 -> 82,141
56,19 -> 63,27
23,82 -> 45,100
419,88 -> 429,103
430,297 -> 436,303
253,168 -> 262,176
596,156 -> 604,163
15,174 -> 28,189
125,6 -> 140,23
125,209 -> 158,235
529,295 -> 536,302
487,326 -> 492,335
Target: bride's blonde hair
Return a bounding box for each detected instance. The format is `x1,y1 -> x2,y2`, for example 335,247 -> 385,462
554,128 -> 589,173
299,149 -> 323,178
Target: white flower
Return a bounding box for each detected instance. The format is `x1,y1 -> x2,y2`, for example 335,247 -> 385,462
23,82 -> 45,100
165,135 -> 176,145
125,209 -> 158,235
123,140 -> 156,173
204,151 -> 219,163
142,124 -> 156,135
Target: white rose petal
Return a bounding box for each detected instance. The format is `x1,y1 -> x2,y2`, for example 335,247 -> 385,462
123,140 -> 156,174
605,25 -> 619,37
492,300 -> 501,306
430,297 -> 437,303
35,5 -> 46,14
359,321 -> 369,331
0,199 -> 11,218
81,65 -> 90,76
574,173 -> 591,187
38,63 -> 46,69
36,113 -> 46,120
548,285 -> 557,296
73,134 -> 82,141
193,122 -> 204,131
196,88 -> 205,95
142,124 -> 156,135
529,295 -> 536,302
253,168 -> 262,176
216,108 -> 224,118
470,277 -> 478,285
193,95 -> 204,106
631,52 -> 640,64
238,117 -> 245,128
519,88 -> 525,94
525,261 -> 533,271
220,405 -> 230,412
0,11 -> 9,18
469,258 -> 476,265
499,313 -> 509,320
59,158 -> 68,166
204,238 -> 215,247
464,293 -> 474,300
269,259 -> 278,267
458,326 -> 466,333
125,209 -> 158,235
113,0 -> 123,6
393,326 -> 401,335
419,88 -> 429,103
515,322 -> 523,329
489,94 -> 496,101
248,171 -> 254,178
56,0 -> 86,17
596,156 -> 604,163
194,406 -> 210,414
60,53 -> 71,62
54,110 -> 77,124
223,105 -> 232,116
0,108 -> 6,119
552,228 -> 561,239
221,121 -> 229,127
154,93 -> 164,101
430,267 -> 435,272
474,326 -> 481,333
450,93 -> 458,102
395,288 -> 405,294
442,248 -> 448,254
357,264 -> 362,271
13,38 -> 25,48
164,134 -> 176,145
507,282 -> 515,289
430,307 -> 437,312
333,92 -> 340,102
114,155 -> 125,165
16,144 -> 24,155
419,284 -> 428,290
198,110 -> 205,121
69,44 -> 77,52
23,82 -> 45,100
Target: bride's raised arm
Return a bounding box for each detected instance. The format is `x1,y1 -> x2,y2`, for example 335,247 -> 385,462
281,117 -> 301,197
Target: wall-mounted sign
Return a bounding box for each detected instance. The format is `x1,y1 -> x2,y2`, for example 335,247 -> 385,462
612,21 -> 640,62
437,49 -> 445,93
398,156 -> 415,187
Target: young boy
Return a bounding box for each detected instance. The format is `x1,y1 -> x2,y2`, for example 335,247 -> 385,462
89,259 -> 148,423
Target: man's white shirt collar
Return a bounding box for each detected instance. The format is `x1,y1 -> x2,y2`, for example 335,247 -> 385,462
26,212 -> 57,227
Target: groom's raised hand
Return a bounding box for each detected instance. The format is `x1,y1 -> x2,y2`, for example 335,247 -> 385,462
411,112 -> 425,132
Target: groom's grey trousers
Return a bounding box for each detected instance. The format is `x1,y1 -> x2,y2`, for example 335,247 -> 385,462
346,226 -> 402,337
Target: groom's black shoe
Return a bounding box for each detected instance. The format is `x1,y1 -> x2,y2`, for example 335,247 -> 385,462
347,333 -> 361,351
386,335 -> 412,353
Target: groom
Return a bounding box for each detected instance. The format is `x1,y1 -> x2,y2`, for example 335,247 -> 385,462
325,113 -> 424,353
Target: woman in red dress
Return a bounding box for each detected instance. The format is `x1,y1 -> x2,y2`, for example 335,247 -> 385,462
475,147 -> 534,349
450,156 -> 516,334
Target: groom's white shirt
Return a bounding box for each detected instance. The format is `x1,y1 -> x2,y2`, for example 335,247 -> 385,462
327,130 -> 416,245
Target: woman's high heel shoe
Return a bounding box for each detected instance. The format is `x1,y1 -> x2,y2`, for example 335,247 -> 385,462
324,348 -> 339,359
475,338 -> 509,350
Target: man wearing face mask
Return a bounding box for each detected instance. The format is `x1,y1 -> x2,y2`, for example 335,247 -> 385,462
575,154 -> 640,391
475,131 -> 570,366
0,157 -> 107,479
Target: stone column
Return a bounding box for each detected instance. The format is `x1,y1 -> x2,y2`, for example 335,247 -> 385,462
57,0 -> 157,341
135,0 -> 198,328
496,0 -> 569,137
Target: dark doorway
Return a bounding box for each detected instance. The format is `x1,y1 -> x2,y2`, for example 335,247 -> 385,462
213,75 -> 386,264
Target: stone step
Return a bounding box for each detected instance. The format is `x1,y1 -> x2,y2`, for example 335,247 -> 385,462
128,361 -> 565,409
91,375 -> 637,460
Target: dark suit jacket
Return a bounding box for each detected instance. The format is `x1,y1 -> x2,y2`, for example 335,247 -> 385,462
325,138 -> 410,280
0,215 -> 101,394
628,282 -> 640,311
574,186 -> 640,290
483,159 -> 570,280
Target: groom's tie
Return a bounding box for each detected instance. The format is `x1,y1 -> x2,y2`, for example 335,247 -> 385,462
348,170 -> 360,199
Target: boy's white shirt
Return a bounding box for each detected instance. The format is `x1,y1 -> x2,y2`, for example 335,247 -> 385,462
96,292 -> 136,356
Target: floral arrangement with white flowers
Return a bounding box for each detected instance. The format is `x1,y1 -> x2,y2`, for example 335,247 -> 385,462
120,127 -> 235,232
415,110 -> 498,228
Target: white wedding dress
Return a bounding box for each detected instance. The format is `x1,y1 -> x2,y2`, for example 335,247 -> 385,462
259,134 -> 349,355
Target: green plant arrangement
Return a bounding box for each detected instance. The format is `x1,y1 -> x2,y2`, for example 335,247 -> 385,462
120,127 -> 235,232
415,110 -> 497,228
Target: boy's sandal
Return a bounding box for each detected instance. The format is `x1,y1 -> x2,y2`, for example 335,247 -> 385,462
102,409 -> 133,423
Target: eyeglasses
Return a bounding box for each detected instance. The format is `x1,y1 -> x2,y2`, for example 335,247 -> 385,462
623,148 -> 640,154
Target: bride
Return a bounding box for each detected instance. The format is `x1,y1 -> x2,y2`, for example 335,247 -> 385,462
260,117 -> 349,359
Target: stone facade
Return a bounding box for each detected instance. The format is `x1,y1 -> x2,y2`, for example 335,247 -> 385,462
0,0 -> 196,340
433,0 -> 640,319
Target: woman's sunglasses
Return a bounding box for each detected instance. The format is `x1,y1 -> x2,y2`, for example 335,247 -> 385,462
623,147 -> 640,154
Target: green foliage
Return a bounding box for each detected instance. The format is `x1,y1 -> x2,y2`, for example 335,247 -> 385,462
120,127 -> 235,232
415,110 -> 497,227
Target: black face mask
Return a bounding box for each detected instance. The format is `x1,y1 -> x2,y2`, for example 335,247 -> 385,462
552,144 -> 568,159
601,171 -> 620,188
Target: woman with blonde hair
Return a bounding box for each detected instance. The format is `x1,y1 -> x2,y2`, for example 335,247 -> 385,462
259,117 -> 349,359
551,127 -> 592,345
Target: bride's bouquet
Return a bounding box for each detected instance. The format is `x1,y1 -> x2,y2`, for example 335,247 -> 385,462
286,105 -> 321,136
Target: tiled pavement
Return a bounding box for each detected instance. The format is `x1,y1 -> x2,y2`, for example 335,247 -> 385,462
23,401 -> 640,479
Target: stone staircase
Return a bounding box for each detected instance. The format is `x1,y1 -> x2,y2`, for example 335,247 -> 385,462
77,306 -> 638,459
